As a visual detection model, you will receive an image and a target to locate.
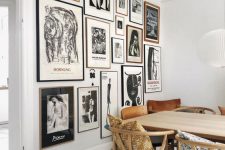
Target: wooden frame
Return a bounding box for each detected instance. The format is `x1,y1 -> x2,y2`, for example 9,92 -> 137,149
111,37 -> 124,64
39,86 -> 74,148
116,0 -> 128,16
77,86 -> 99,133
86,17 -> 111,69
126,25 -> 143,63
129,0 -> 143,25
144,1 -> 160,43
115,15 -> 125,36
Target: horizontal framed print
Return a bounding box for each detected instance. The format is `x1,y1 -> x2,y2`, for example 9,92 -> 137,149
121,65 -> 144,106
40,86 -> 74,148
86,18 -> 111,69
144,1 -> 160,43
129,0 -> 143,25
84,0 -> 114,22
78,86 -> 99,133
111,38 -> 124,64
144,45 -> 162,93
126,25 -> 143,63
37,0 -> 84,81
116,0 -> 128,16
58,0 -> 83,6
115,15 -> 125,36
100,71 -> 118,138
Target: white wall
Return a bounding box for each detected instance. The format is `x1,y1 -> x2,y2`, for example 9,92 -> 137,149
20,0 -> 225,150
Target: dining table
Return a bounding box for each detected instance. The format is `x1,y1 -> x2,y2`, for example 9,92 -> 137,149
126,111 -> 225,142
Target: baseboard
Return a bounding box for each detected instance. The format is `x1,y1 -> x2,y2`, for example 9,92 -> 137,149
85,142 -> 113,150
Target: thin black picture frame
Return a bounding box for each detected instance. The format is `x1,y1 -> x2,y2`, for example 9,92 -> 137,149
111,37 -> 124,64
129,0 -> 143,25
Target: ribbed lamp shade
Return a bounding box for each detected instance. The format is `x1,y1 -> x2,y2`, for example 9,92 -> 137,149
198,29 -> 225,68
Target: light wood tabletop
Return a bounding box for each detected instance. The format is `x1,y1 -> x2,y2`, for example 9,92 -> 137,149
126,111 -> 225,142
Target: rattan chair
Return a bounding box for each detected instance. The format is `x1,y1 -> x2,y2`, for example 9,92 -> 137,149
109,126 -> 174,150
174,106 -> 216,114
175,134 -> 225,150
121,106 -> 148,120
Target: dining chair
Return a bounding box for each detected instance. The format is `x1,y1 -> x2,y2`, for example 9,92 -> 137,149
147,99 -> 181,114
175,133 -> 225,150
218,106 -> 225,115
121,105 -> 148,120
175,106 -> 216,114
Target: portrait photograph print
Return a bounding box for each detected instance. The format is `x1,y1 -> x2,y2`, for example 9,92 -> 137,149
129,0 -> 143,24
78,86 -> 99,133
37,0 -> 84,81
115,15 -> 125,36
116,0 -> 128,15
84,0 -> 114,21
86,18 -> 111,68
144,45 -> 161,93
40,86 -> 74,148
126,25 -> 143,63
112,38 -> 124,64
100,71 -> 118,138
121,65 -> 144,107
144,1 -> 160,43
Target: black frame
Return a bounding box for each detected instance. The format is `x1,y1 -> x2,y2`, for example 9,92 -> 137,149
36,0 -> 84,82
144,44 -> 162,93
77,86 -> 99,133
129,0 -> 143,25
111,37 -> 124,64
40,86 -> 74,148
100,71 -> 118,138
121,65 -> 144,107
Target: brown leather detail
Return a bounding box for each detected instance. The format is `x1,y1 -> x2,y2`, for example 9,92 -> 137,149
147,99 -> 181,113
218,106 -> 225,115
121,106 -> 148,120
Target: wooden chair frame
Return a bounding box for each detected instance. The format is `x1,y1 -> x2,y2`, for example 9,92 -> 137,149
175,134 -> 225,150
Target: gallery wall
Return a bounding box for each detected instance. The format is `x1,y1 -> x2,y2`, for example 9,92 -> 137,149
20,0 -> 225,150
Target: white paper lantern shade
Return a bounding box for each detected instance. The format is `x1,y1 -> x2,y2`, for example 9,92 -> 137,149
198,29 -> 225,68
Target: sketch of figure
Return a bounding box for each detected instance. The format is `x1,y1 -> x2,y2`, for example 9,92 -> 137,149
132,0 -> 142,14
44,6 -> 79,64
148,47 -> 160,80
105,78 -> 111,124
129,30 -> 140,57
47,95 -> 69,134
90,0 -> 110,11
146,7 -> 158,39
115,42 -> 122,58
119,0 -> 125,8
92,27 -> 106,55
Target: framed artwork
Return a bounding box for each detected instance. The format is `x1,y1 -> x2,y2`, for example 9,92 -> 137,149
77,86 -> 99,133
58,0 -> 83,6
121,65 -> 144,106
100,71 -> 118,138
86,18 -> 111,69
144,45 -> 162,93
37,0 -> 84,82
126,25 -> 143,63
111,38 -> 124,64
144,2 -> 160,43
39,86 -> 74,148
84,0 -> 114,22
115,15 -> 125,36
116,0 -> 128,16
129,0 -> 143,25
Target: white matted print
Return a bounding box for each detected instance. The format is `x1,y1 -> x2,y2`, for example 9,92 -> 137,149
115,15 -> 125,36
112,38 -> 124,64
86,18 -> 111,68
121,66 -> 143,106
116,0 -> 128,15
37,0 -> 84,81
129,0 -> 143,25
84,0 -> 114,22
100,71 -> 118,138
78,86 -> 99,132
59,0 -> 83,6
144,45 -> 161,93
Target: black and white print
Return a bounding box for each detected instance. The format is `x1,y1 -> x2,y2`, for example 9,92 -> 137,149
112,38 -> 124,64
86,18 -> 111,68
84,0 -> 114,21
129,0 -> 143,24
121,66 -> 143,106
116,0 -> 128,15
119,0 -> 125,8
59,0 -> 83,6
40,87 -> 74,148
37,0 -> 84,81
126,25 -> 143,63
78,86 -> 99,132
92,27 -> 106,55
115,16 -> 125,35
144,45 -> 161,93
100,71 -> 118,138
144,2 -> 160,43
